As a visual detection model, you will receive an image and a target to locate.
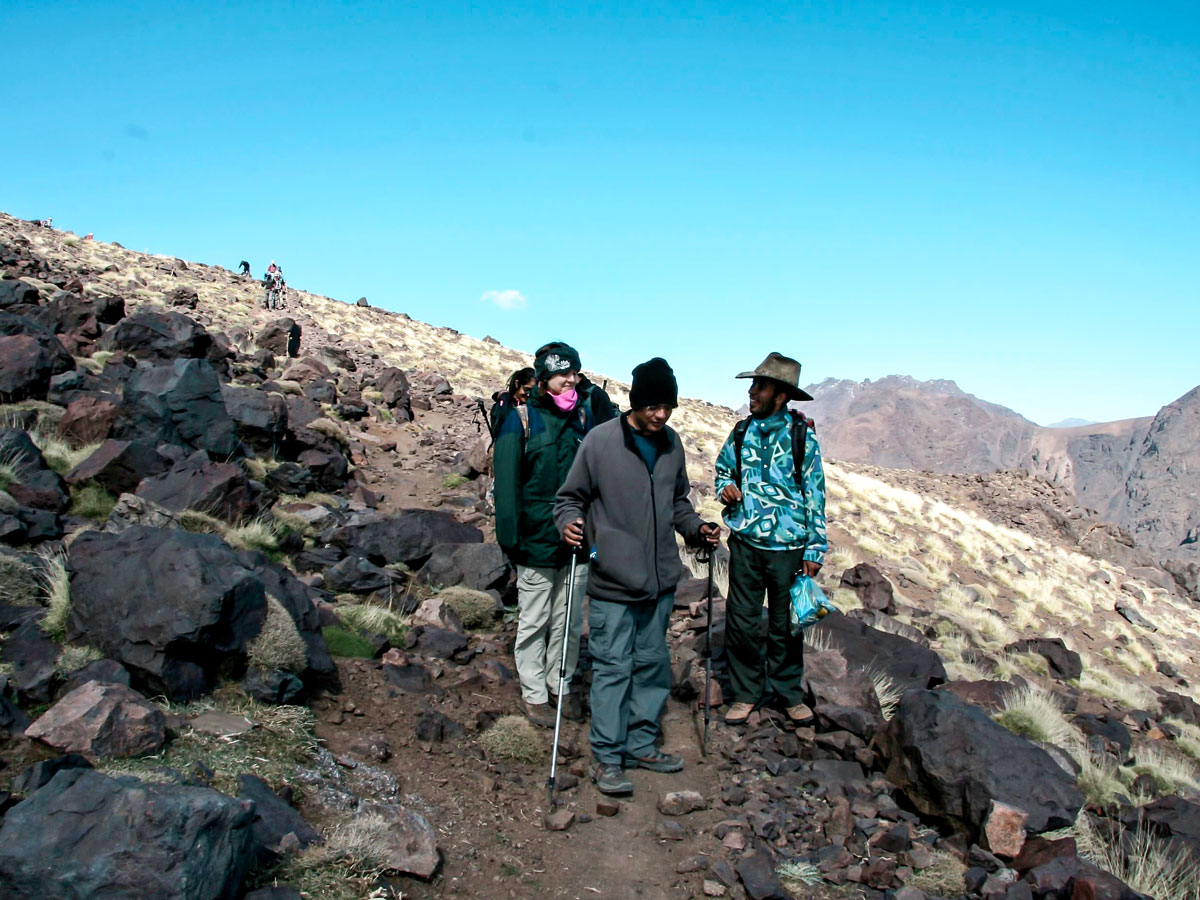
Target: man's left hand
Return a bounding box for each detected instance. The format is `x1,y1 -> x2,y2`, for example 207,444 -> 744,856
699,523 -> 721,546
803,560 -> 822,577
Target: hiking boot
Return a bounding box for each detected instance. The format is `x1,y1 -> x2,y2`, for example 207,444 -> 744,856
549,692 -> 584,722
624,749 -> 684,773
523,701 -> 556,729
589,763 -> 634,795
785,703 -> 815,725
724,702 -> 754,725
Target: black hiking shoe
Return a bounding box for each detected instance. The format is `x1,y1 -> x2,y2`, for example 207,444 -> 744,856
523,701 -> 555,729
549,692 -> 585,722
589,763 -> 634,795
623,749 -> 684,773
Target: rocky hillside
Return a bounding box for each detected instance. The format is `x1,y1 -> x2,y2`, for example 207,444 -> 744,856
2,213 -> 1200,900
800,375 -> 1199,570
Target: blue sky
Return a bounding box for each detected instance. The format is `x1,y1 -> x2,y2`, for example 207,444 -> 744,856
5,1 -> 1197,425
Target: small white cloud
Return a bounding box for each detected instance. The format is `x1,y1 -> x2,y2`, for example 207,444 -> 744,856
481,289 -> 527,310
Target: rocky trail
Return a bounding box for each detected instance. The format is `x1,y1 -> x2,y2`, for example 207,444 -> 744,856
2,213 -> 1200,900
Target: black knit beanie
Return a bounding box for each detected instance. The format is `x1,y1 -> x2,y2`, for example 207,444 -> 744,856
630,357 -> 678,409
534,343 -> 581,382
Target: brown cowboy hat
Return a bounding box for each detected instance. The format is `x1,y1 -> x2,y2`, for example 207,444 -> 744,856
736,352 -> 814,401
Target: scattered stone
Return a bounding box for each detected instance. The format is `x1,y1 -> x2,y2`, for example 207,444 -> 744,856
840,562 -> 896,613
364,802 -> 440,878
597,799 -> 621,817
676,854 -> 709,873
1003,638 -> 1082,680
544,807 -> 576,831
238,774 -> 320,861
702,880 -> 726,897
983,800 -> 1028,858
26,681 -> 166,758
348,733 -> 392,762
1115,599 -> 1155,631
736,847 -> 790,900
658,790 -> 708,816
189,711 -> 255,738
656,821 -> 688,840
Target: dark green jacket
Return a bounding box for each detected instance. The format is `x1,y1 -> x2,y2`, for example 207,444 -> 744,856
493,389 -> 594,567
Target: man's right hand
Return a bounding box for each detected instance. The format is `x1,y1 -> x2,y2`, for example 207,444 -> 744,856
562,518 -> 584,548
720,484 -> 743,504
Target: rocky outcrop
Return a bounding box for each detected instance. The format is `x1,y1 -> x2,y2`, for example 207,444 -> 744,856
0,768 -> 254,899
880,689 -> 1083,837
25,681 -> 167,758
322,509 -> 483,568
113,358 -> 240,457
98,309 -> 213,363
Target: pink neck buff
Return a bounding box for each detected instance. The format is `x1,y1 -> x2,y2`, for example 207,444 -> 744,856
549,388 -> 578,411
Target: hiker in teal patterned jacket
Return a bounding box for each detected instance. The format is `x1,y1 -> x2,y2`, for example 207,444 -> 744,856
493,343 -> 595,729
714,353 -> 827,727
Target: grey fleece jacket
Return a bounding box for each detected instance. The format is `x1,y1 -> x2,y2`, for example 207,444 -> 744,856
554,414 -> 705,604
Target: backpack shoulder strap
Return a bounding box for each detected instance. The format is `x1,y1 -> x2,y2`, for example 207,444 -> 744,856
732,417 -> 751,486
788,411 -> 812,497
516,404 -> 530,439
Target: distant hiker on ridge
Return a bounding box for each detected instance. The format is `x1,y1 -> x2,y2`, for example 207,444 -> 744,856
556,357 -> 720,796
493,344 -> 598,729
715,352 -> 827,727
238,260 -> 251,276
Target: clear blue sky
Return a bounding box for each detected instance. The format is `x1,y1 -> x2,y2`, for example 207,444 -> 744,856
6,1 -> 1197,425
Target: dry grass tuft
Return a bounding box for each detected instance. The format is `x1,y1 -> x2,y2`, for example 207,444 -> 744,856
247,595 -> 309,673
904,849 -> 967,897
55,643 -> 103,676
336,602 -> 409,644
224,518 -> 280,553
1078,665 -> 1160,713
68,483 -> 117,520
993,684 -> 1081,749
178,508 -> 226,534
1075,813 -> 1200,900
38,546 -> 71,641
481,715 -> 543,763
436,586 -> 497,629
1130,744 -> 1200,794
0,552 -> 40,606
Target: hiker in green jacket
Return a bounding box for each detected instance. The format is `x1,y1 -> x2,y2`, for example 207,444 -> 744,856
493,344 -> 596,728
555,358 -> 720,795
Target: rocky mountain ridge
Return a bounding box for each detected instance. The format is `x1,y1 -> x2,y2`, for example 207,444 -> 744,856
800,375 -> 1199,568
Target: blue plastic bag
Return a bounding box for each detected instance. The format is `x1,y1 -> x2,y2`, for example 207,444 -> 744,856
789,574 -> 837,634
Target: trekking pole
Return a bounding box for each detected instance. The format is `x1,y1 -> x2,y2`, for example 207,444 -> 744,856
699,545 -> 714,756
547,547 -> 581,807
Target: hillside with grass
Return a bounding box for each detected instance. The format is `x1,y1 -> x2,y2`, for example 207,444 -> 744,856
2,211 -> 1200,899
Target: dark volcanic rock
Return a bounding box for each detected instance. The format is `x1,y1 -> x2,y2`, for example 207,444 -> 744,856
0,619 -> 59,704
25,681 -> 167,758
67,526 -> 268,701
880,689 -> 1083,837
135,451 -> 257,521
237,773 -> 320,862
809,612 -> 946,692
255,318 -> 301,358
98,310 -> 213,363
66,439 -> 170,495
1121,795 -> 1200,863
114,358 -> 240,457
322,509 -> 483,567
839,563 -> 896,614
222,384 -> 288,451
1003,638 -> 1082,680
324,555 -> 395,594
0,768 -> 254,899
10,753 -> 93,795
416,542 -> 512,592
0,334 -> 67,401
57,396 -> 120,446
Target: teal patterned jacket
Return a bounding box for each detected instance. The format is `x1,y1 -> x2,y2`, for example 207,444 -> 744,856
714,411 -> 827,561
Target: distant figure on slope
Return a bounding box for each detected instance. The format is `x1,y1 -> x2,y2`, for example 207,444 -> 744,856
534,341 -> 619,424
715,352 -> 827,728
263,265 -> 284,310
238,260 -> 251,276
488,367 -> 537,439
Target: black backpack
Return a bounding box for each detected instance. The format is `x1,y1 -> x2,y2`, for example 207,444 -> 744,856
731,410 -> 814,498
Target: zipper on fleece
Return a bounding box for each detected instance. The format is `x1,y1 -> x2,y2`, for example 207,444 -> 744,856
648,462 -> 661,599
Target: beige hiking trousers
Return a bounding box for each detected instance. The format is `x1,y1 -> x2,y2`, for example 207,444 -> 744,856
514,562 -> 588,705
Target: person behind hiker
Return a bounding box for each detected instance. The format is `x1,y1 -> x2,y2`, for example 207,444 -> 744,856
715,352 -> 827,727
489,367 -> 536,439
555,357 -> 720,796
239,260 -> 251,276
493,344 -> 596,728
535,341 -> 619,424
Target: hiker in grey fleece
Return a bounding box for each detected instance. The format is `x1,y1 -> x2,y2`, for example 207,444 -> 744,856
555,357 -> 720,796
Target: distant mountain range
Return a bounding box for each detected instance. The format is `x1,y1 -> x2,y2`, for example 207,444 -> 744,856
1046,417 -> 1095,429
797,376 -> 1199,566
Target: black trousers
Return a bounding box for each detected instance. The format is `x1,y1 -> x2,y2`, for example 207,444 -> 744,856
725,536 -> 806,707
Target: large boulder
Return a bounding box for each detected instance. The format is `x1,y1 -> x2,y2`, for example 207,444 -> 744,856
221,385 -> 288,451
839,563 -> 896,614
322,509 -> 483,568
135,451 -> 258,521
57,396 -> 120,446
0,619 -> 59,704
25,681 -> 167,758
66,439 -> 170,495
98,310 -> 213,363
1121,795 -> 1200,864
67,527 -> 268,701
255,318 -> 301,358
0,334 -> 68,401
0,768 -> 254,899
809,612 -> 946,692
879,689 -> 1083,838
376,367 -> 414,421
0,278 -> 39,309
416,542 -> 511,592
113,358 -> 240,457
